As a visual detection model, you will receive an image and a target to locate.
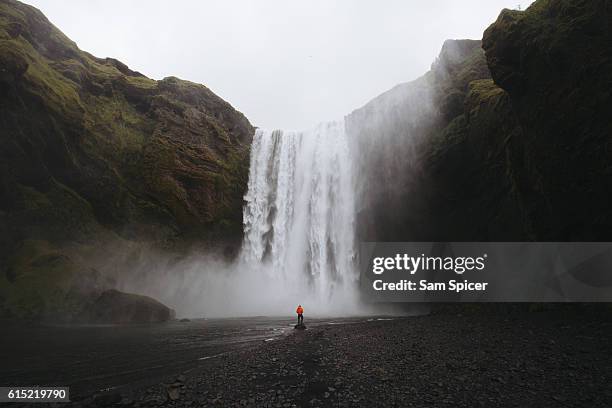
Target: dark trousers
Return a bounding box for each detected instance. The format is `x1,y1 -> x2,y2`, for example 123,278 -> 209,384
297,313 -> 303,324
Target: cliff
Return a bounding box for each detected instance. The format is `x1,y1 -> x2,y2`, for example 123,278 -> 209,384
348,0 -> 612,242
0,0 -> 253,321
483,0 -> 612,240
347,39 -> 524,241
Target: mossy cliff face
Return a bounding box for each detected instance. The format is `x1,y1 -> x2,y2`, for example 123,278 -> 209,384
483,0 -> 612,240
0,1 -> 253,244
349,0 -> 611,242
0,0 -> 253,321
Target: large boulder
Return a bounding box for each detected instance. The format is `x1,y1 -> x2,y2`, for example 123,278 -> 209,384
77,289 -> 175,324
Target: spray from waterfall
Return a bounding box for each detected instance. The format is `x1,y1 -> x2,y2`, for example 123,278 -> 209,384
241,121 -> 361,314
111,121 -> 367,317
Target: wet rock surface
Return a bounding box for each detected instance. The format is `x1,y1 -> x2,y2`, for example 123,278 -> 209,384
60,307 -> 612,407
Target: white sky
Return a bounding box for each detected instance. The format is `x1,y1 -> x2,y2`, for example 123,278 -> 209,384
25,0 -> 534,130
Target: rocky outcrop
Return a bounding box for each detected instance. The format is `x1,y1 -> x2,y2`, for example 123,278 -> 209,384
0,0 -> 253,321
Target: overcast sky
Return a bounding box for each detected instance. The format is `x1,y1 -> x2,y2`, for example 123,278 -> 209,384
25,0 -> 534,130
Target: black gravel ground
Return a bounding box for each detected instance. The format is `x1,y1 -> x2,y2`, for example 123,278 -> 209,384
63,306 -> 612,408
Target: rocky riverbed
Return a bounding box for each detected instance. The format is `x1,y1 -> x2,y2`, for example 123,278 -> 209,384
59,306 -> 612,408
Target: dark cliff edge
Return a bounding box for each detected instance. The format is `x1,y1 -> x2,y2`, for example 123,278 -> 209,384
0,0 -> 254,322
348,0 -> 612,243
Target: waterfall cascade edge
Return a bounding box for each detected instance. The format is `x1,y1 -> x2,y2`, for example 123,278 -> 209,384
241,121 -> 361,314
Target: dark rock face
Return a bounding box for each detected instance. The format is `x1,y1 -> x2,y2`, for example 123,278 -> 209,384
0,0 -> 253,321
77,289 -> 175,324
349,0 -> 612,242
483,0 -> 612,240
347,39 -> 527,241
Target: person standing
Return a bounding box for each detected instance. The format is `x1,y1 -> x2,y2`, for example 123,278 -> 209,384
296,304 -> 304,325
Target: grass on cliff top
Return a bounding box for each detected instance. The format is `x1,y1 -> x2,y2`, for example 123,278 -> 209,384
125,75 -> 157,89
492,0 -> 563,44
1,0 -> 158,126
0,36 -> 83,119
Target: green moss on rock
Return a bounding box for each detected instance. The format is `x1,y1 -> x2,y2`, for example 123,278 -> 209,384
1,0 -> 253,244
0,0 -> 254,321
483,0 -> 612,239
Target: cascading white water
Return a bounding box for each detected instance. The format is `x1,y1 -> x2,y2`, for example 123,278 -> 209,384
242,121 -> 359,314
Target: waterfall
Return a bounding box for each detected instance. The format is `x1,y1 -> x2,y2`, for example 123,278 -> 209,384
241,121 -> 359,313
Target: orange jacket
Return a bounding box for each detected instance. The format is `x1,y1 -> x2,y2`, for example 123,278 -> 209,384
296,306 -> 304,314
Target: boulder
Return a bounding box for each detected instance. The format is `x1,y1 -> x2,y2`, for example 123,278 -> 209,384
77,289 -> 175,324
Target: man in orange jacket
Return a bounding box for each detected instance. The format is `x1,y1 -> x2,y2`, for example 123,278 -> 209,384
296,304 -> 304,325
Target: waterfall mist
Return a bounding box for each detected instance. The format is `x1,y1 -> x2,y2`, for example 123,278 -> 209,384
104,121 -> 369,318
